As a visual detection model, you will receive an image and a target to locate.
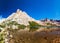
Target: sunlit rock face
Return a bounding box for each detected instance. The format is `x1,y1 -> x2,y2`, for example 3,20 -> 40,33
6,9 -> 36,26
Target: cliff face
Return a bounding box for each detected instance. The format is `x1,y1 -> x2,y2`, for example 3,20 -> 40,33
6,9 -> 36,26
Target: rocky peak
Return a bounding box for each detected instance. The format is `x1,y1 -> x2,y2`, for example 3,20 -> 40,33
16,9 -> 20,13
6,9 -> 36,25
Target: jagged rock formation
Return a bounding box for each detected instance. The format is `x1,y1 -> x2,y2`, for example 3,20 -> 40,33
6,9 -> 36,26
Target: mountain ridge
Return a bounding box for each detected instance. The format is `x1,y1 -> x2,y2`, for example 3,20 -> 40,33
0,9 -> 60,26
4,9 -> 37,25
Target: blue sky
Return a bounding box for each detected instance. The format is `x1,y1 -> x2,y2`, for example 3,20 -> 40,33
0,0 -> 60,20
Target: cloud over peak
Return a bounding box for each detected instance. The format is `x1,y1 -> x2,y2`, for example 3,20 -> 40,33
0,15 -> 6,23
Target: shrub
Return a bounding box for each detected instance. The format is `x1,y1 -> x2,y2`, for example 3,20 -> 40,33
46,23 -> 52,25
7,21 -> 18,25
0,33 -> 4,43
29,21 -> 41,31
0,25 -> 5,28
17,24 -> 26,29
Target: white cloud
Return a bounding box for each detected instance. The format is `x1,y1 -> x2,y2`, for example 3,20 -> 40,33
0,15 -> 6,23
